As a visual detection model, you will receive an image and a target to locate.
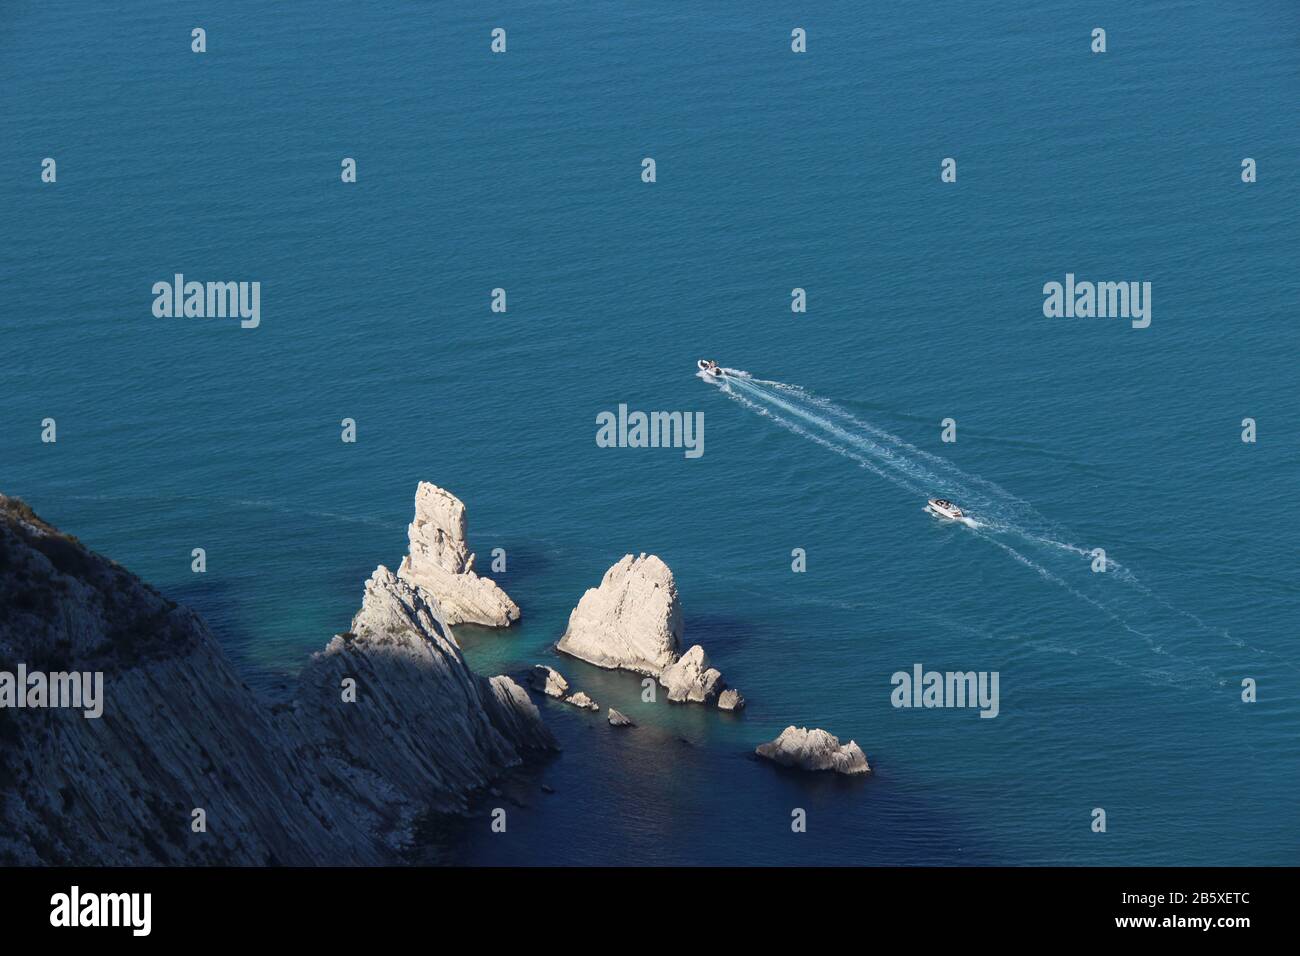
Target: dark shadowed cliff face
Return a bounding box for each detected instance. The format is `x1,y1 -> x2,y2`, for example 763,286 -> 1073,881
0,495 -> 554,865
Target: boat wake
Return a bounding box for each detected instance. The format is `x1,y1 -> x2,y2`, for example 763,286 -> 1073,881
709,370 -> 1280,687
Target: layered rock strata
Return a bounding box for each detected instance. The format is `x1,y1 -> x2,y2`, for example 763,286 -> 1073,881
0,494 -> 553,866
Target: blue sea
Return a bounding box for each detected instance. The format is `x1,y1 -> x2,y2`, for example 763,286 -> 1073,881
3,1 -> 1297,865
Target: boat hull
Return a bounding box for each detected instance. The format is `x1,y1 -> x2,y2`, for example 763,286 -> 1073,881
926,499 -> 964,520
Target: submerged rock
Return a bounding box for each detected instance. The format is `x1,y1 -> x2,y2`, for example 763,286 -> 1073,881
607,708 -> 635,727
556,554 -> 741,708
755,726 -> 870,776
563,690 -> 599,711
0,493 -> 553,866
718,688 -> 745,711
528,665 -> 600,714
528,664 -> 570,699
397,482 -> 520,627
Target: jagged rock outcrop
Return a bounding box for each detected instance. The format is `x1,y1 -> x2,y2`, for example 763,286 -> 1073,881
659,644 -> 723,704
755,726 -> 870,776
607,708 -> 635,727
484,675 -> 557,754
563,691 -> 599,711
527,665 -> 569,699
718,688 -> 745,711
0,494 -> 554,866
289,567 -> 555,821
556,554 -> 741,708
397,482 -> 519,627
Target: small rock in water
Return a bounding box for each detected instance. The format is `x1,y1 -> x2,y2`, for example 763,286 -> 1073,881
718,688 -> 745,711
755,726 -> 870,776
528,664 -> 570,699
607,708 -> 635,727
540,784 -> 555,794
659,644 -> 723,704
563,690 -> 599,711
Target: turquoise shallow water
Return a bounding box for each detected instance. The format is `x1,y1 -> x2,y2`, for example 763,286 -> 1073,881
2,1 -> 1298,864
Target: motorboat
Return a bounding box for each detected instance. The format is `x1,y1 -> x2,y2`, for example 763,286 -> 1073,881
926,498 -> 965,520
696,359 -> 723,378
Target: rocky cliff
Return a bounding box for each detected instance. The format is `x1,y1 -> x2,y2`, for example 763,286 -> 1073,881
288,567 -> 552,821
0,494 -> 552,866
397,482 -> 520,627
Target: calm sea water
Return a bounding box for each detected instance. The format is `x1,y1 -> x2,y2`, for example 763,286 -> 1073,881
3,1 -> 1297,865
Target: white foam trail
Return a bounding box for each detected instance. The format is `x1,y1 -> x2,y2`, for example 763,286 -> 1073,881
708,370 -> 1264,684
729,374 -> 1120,565
721,377 -> 926,494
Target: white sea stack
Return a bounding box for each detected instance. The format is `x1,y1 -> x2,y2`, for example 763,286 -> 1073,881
718,688 -> 745,711
528,664 -> 570,699
556,554 -> 682,675
755,726 -> 870,775
557,554 -> 744,708
397,482 -> 519,627
563,690 -> 599,711
607,708 -> 635,727
659,644 -> 723,704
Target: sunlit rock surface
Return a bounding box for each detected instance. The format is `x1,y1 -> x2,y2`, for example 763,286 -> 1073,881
397,482 -> 520,627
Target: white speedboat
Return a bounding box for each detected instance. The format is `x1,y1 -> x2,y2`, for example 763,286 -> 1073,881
697,359 -> 723,378
926,498 -> 965,520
